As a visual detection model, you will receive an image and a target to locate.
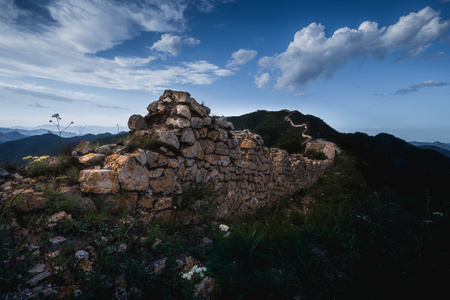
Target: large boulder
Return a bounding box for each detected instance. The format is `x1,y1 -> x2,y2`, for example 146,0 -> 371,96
79,170 -> 120,194
104,154 -> 151,191
128,114 -> 147,131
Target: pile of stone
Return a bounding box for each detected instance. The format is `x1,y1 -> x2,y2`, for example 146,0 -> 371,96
75,90 -> 338,223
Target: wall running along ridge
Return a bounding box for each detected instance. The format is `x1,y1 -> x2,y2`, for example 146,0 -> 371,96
76,90 -> 339,224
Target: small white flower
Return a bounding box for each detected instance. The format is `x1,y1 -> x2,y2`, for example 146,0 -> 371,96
201,267 -> 207,272
199,272 -> 204,278
219,224 -> 229,232
186,274 -> 191,280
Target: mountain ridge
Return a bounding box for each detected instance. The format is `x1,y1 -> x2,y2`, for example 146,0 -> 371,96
228,109 -> 449,204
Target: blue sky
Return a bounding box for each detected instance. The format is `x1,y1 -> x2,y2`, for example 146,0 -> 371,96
0,0 -> 449,142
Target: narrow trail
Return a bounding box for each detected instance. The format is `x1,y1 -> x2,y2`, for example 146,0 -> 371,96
284,114 -> 312,145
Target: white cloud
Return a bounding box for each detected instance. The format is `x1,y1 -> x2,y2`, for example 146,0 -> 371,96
193,0 -> 237,13
394,80 -> 448,95
45,0 -> 188,54
0,0 -> 230,93
422,51 -> 446,61
28,103 -> 49,109
113,56 -> 157,68
0,82 -> 100,103
151,34 -> 183,56
258,7 -> 450,91
254,72 -> 270,88
150,34 -> 201,57
227,49 -> 258,69
184,37 -> 201,46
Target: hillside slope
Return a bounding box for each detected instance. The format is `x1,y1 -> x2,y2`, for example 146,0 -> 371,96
0,131 -> 28,144
0,133 -> 115,164
228,109 -> 449,204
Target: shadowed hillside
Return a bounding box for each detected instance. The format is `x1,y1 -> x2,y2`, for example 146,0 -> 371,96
228,109 -> 450,205
0,133 -> 116,164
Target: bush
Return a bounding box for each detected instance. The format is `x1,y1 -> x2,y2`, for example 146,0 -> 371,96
304,149 -> 328,160
125,133 -> 160,152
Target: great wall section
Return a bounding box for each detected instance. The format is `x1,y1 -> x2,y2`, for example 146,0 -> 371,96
75,90 -> 339,223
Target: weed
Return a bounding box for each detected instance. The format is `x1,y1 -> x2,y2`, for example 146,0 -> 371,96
90,141 -> 100,150
49,113 -> 73,157
2,159 -> 19,173
175,180 -> 216,223
304,149 -> 328,160
125,133 -> 160,152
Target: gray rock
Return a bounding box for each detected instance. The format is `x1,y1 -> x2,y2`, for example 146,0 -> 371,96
156,128 -> 180,150
201,237 -> 213,248
0,168 -> 9,177
28,263 -> 45,274
26,271 -> 51,286
181,128 -> 196,145
128,114 -> 147,131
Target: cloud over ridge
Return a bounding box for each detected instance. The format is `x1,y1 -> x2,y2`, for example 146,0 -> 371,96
258,7 -> 450,91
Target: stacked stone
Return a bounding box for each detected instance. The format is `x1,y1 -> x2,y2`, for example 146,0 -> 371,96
74,90 -> 339,223
220,130 -> 274,216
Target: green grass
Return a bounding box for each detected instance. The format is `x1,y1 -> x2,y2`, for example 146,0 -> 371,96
203,153 -> 449,299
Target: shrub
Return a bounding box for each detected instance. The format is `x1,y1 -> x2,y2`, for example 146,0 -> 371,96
125,133 -> 160,152
175,180 -> 216,223
304,149 -> 328,160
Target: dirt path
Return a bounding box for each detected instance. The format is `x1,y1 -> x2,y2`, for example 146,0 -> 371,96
284,114 -> 312,145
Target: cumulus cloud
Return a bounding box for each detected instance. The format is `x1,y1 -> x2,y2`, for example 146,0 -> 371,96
150,34 -> 201,57
184,37 -> 201,46
151,34 -> 183,56
258,7 -> 450,91
0,0 -> 230,92
227,49 -> 258,69
394,80 -> 448,95
254,72 -> 270,88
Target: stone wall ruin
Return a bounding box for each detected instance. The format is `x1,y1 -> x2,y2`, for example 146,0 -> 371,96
77,90 -> 339,223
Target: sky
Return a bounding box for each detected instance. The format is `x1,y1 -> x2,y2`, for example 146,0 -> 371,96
0,0 -> 449,142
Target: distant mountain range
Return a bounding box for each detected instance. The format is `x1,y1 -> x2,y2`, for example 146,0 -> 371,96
0,132 -> 123,164
0,125 -> 125,143
409,141 -> 450,158
0,131 -> 28,143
